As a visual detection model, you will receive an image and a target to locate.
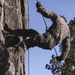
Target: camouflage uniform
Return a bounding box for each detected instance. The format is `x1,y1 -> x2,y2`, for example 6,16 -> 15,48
25,3 -> 70,60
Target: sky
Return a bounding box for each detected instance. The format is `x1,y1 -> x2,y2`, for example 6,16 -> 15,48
26,0 -> 75,75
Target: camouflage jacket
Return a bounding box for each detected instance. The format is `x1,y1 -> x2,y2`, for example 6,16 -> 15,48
37,6 -> 70,59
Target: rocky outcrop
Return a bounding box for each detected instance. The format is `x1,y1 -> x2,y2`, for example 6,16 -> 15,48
0,0 -> 28,75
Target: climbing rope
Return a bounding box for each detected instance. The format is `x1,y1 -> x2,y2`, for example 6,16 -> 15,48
27,0 -> 30,75
54,47 -> 58,56
42,16 -> 49,31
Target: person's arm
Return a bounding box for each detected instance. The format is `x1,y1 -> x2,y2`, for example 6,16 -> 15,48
4,23 -> 39,37
37,6 -> 55,18
61,33 -> 70,60
36,2 -> 56,18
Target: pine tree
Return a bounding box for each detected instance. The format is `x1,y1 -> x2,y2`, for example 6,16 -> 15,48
61,18 -> 75,75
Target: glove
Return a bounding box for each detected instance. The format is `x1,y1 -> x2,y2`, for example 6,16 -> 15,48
36,2 -> 42,8
56,56 -> 63,62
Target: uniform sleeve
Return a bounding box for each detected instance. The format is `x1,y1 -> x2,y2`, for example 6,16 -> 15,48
37,6 -> 56,18
61,33 -> 70,60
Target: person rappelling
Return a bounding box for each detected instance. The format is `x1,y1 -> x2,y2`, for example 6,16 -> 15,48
3,2 -> 70,62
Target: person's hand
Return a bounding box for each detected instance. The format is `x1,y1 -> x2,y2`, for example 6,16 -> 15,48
36,2 -> 42,8
56,56 -> 63,62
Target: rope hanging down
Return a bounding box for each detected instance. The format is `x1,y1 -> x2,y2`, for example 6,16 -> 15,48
42,16 -> 48,31
27,0 -> 30,75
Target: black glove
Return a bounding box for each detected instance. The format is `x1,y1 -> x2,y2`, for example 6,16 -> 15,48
56,56 -> 63,62
36,2 -> 42,8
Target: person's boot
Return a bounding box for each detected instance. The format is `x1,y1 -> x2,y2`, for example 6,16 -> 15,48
27,29 -> 39,37
4,23 -> 12,32
2,23 -> 13,36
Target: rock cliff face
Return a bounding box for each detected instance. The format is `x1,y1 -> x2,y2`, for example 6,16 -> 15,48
0,0 -> 28,75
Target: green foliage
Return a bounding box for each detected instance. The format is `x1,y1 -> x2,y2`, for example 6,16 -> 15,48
46,55 -> 62,75
69,18 -> 75,37
61,18 -> 75,75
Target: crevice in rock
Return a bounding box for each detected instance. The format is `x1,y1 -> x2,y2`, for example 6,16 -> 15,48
20,0 -> 25,17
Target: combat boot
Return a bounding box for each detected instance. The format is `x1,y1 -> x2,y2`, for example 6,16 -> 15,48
4,23 -> 12,33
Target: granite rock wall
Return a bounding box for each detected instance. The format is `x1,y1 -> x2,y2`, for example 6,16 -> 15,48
0,0 -> 28,75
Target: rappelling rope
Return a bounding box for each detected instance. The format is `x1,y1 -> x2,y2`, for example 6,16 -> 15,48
54,47 -> 58,56
42,16 -> 48,31
27,0 -> 30,75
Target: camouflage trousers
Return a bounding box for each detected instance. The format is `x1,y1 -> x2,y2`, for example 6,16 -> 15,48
25,32 -> 56,50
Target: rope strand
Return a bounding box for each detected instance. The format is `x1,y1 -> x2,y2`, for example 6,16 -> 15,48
42,16 -> 48,31
54,47 -> 58,56
27,0 -> 30,75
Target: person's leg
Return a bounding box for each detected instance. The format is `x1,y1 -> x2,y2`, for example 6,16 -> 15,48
56,35 -> 70,61
25,38 -> 36,49
25,33 -> 53,50
4,23 -> 39,37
